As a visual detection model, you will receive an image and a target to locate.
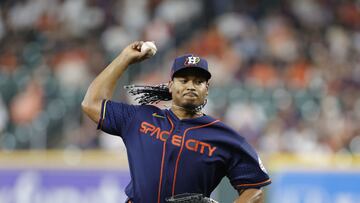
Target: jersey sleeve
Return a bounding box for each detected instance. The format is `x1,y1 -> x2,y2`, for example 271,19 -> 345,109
227,139 -> 271,190
97,99 -> 140,138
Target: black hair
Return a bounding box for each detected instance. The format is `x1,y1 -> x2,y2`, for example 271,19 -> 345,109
124,84 -> 172,105
124,83 -> 207,112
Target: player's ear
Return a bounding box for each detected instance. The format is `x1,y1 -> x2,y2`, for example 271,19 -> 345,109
205,81 -> 209,96
168,80 -> 173,93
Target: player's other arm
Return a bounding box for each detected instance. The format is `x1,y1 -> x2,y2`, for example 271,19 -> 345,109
81,41 -> 150,122
234,188 -> 264,203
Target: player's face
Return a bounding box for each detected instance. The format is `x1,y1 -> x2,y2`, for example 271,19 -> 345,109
169,69 -> 209,110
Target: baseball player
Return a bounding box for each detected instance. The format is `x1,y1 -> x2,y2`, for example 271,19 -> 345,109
82,41 -> 271,203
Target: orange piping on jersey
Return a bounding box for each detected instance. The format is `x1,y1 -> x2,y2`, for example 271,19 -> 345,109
157,114 -> 174,203
236,179 -> 271,187
99,100 -> 109,129
171,119 -> 220,195
157,141 -> 167,203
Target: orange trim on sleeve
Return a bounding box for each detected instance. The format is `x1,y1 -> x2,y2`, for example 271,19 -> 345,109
171,119 -> 220,195
236,179 -> 272,187
157,114 -> 175,203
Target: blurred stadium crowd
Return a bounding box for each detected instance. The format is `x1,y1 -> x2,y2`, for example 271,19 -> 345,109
0,0 -> 359,155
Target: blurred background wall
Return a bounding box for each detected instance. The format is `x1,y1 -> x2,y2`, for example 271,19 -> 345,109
0,0 -> 359,202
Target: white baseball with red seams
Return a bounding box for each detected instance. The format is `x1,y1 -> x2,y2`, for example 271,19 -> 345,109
141,41 -> 157,56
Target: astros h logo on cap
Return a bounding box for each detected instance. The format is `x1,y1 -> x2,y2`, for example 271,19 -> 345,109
184,56 -> 201,66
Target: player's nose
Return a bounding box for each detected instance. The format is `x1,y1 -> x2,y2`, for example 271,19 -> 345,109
185,80 -> 196,90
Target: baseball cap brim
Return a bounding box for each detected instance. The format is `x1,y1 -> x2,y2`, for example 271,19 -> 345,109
172,67 -> 211,80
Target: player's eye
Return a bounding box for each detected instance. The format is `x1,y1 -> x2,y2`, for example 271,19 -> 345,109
179,79 -> 187,84
195,80 -> 205,85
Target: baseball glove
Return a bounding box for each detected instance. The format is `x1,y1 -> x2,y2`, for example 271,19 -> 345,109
165,193 -> 219,203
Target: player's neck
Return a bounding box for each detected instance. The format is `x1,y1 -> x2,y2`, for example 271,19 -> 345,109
170,104 -> 203,120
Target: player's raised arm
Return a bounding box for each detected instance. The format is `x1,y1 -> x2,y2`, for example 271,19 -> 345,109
81,41 -> 150,123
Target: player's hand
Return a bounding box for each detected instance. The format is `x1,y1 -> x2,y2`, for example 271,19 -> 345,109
118,41 -> 152,65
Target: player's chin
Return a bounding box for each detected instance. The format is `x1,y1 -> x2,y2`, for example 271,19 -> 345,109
182,101 -> 201,109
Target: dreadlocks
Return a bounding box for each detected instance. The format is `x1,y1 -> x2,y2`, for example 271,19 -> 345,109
124,84 -> 207,112
124,84 -> 172,105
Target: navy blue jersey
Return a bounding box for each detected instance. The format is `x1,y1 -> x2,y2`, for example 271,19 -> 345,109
98,100 -> 271,203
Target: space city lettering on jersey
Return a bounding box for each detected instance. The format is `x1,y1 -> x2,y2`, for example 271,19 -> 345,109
139,121 -> 217,157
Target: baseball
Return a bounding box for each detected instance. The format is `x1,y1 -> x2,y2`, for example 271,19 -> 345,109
141,41 -> 157,56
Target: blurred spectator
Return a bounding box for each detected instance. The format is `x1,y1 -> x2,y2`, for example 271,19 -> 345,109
263,14 -> 299,63
10,79 -> 43,125
224,101 -> 266,146
58,0 -> 104,37
101,26 -> 134,55
53,48 -> 91,90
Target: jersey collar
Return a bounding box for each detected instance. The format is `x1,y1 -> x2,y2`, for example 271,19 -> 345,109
166,108 -> 216,124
